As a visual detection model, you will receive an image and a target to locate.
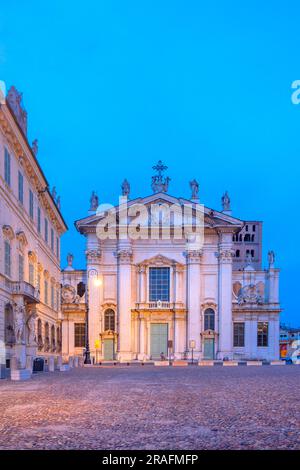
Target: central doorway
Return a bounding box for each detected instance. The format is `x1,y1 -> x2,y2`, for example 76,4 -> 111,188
203,338 -> 215,360
103,338 -> 114,360
150,323 -> 168,359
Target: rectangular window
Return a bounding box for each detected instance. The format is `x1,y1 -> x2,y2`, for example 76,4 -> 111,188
74,323 -> 86,348
56,236 -> 59,258
29,190 -> 34,219
18,171 -> 23,203
4,148 -> 11,186
37,207 -> 41,233
44,218 -> 48,243
29,263 -> 34,285
51,285 -> 54,309
257,322 -> 268,347
4,241 -> 11,277
44,280 -> 48,304
18,254 -> 24,282
233,322 -> 245,347
51,228 -> 54,252
37,272 -> 41,291
149,267 -> 170,302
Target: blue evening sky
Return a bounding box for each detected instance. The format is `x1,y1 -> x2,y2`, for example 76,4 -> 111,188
1,1 -> 299,325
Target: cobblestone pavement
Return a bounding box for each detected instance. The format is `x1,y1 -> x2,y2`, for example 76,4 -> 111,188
0,366 -> 299,450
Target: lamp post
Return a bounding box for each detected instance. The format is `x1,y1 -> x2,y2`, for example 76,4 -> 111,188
84,280 -> 91,365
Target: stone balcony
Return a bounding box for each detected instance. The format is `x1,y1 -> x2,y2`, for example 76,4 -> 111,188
10,281 -> 40,304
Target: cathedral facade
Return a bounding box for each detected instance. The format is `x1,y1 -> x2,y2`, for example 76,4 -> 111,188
61,163 -> 281,363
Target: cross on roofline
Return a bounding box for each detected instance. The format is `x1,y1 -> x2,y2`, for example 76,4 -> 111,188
152,160 -> 168,176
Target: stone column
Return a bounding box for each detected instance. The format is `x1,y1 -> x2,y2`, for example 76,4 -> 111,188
86,242 -> 102,362
186,250 -> 202,358
117,245 -> 133,361
217,232 -> 234,359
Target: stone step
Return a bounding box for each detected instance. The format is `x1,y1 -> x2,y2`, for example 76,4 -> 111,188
173,360 -> 188,367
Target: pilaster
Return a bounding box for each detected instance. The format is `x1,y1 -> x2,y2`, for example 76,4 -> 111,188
217,230 -> 234,359
117,243 -> 133,361
186,249 -> 202,358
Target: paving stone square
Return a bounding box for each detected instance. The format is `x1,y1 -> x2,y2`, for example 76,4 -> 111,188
0,366 -> 299,450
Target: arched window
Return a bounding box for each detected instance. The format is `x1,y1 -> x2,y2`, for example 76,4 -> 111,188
5,304 -> 15,345
244,234 -> 251,242
251,234 -> 255,242
104,309 -> 115,331
236,250 -> 240,258
204,308 -> 215,331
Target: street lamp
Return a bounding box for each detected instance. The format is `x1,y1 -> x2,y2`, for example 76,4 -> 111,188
79,269 -> 101,365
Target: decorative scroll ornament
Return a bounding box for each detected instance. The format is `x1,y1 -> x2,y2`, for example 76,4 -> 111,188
237,284 -> 263,305
117,248 -> 133,264
186,249 -> 203,263
61,284 -> 79,304
85,249 -> 101,263
151,160 -> 170,193
217,249 -> 235,263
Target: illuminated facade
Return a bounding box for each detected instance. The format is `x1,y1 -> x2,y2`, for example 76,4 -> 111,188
62,165 -> 281,362
0,86 -> 67,378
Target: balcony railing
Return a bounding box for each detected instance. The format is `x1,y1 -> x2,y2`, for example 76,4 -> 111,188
10,281 -> 40,303
135,301 -> 184,310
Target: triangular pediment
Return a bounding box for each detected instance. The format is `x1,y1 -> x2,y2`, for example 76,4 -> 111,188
75,192 -> 243,233
137,254 -> 184,267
